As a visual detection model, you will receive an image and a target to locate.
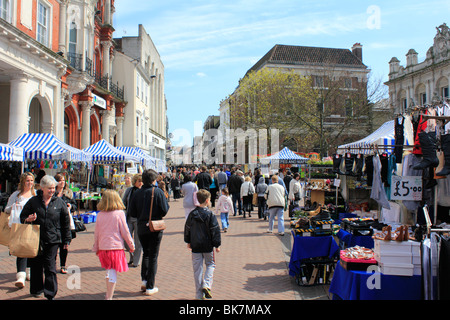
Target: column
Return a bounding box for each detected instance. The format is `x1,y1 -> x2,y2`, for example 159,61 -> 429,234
116,116 -> 124,147
58,0 -> 68,54
104,0 -> 111,25
101,110 -> 110,142
102,41 -> 112,78
9,73 -> 31,142
80,101 -> 92,149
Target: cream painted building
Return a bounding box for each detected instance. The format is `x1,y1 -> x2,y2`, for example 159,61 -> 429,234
386,23 -> 450,112
113,24 -> 167,161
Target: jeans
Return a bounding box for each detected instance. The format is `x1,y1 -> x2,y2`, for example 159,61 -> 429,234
268,207 -> 285,234
126,217 -> 142,267
138,230 -> 163,289
220,212 -> 229,230
257,196 -> 267,219
231,192 -> 242,215
191,251 -> 215,299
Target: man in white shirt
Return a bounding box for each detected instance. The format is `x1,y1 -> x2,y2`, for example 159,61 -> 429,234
264,175 -> 286,236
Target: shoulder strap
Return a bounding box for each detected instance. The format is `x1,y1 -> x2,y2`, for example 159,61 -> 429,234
148,187 -> 155,223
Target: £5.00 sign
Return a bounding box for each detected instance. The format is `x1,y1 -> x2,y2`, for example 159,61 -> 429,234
390,176 -> 422,201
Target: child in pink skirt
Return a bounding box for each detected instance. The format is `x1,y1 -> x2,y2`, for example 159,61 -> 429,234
93,189 -> 135,300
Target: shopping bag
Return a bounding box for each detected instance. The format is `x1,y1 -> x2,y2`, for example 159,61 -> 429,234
9,223 -> 40,258
252,193 -> 258,206
0,212 -> 11,246
9,203 -> 23,228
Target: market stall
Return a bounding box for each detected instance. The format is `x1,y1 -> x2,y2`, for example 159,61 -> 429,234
116,146 -> 157,170
327,101 -> 450,300
0,143 -> 24,209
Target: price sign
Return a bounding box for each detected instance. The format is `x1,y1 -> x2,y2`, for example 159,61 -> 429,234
390,176 -> 422,201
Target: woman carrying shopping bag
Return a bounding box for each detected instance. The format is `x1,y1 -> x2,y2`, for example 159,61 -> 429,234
4,172 -> 36,289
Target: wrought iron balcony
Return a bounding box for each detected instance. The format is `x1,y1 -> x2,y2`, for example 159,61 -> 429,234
67,52 -> 83,72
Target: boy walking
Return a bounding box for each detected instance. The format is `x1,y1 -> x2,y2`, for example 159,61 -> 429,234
184,189 -> 221,299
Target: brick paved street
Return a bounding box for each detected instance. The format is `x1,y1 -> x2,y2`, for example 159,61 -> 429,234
0,198 -> 331,301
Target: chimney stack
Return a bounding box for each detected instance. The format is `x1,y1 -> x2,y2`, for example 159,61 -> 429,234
352,43 -> 363,62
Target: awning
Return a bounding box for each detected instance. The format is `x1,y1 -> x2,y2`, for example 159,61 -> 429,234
116,146 -> 157,169
337,120 -> 402,155
9,133 -> 92,163
84,140 -> 141,164
0,142 -> 23,162
260,147 -> 309,164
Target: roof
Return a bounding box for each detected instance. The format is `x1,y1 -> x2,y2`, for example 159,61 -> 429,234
248,44 -> 367,74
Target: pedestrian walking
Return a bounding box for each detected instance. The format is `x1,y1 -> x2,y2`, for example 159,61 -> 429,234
20,175 -> 72,300
209,169 -> 218,208
184,189 -> 221,300
92,189 -> 135,300
240,176 -> 255,218
122,174 -> 143,268
54,173 -> 77,274
288,173 -> 302,218
193,165 -> 212,191
171,173 -> 181,201
181,174 -> 198,219
264,175 -> 286,236
215,187 -> 233,232
255,176 -> 268,220
127,169 -> 169,296
4,172 -> 36,288
217,168 -> 228,191
227,170 -> 243,216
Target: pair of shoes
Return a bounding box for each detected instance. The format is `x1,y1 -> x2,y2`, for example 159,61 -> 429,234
143,287 -> 159,296
266,229 -> 272,233
202,287 -> 212,299
60,267 -> 67,274
32,292 -> 44,298
249,213 -> 252,217
278,232 -> 285,236
141,281 -> 147,292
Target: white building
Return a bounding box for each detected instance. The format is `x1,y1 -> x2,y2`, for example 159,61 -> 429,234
113,24 -> 167,161
0,0 -> 67,143
386,23 -> 450,112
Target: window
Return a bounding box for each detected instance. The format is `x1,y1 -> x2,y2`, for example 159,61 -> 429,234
419,93 -> 427,105
345,99 -> 353,117
314,76 -> 324,88
0,0 -> 11,22
136,73 -> 140,97
443,87 -> 449,99
136,117 -> 139,143
344,78 -> 352,89
69,22 -> 77,53
37,2 -> 50,46
402,98 -> 407,112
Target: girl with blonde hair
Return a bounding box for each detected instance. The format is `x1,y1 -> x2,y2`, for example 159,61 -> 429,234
93,189 -> 135,300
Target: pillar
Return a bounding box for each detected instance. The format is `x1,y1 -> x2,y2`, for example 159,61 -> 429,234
9,73 -> 31,142
80,101 -> 92,149
116,116 -> 124,147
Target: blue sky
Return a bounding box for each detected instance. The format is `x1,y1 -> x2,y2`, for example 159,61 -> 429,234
114,0 -> 450,146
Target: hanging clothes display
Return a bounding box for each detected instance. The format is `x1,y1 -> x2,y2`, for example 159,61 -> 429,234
370,154 -> 390,210
394,116 -> 405,163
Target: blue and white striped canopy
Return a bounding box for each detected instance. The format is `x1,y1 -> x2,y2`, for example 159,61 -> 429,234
117,146 -> 157,169
337,120 -> 401,155
0,142 -> 23,162
84,140 -> 141,164
9,133 -> 91,163
260,147 -> 309,164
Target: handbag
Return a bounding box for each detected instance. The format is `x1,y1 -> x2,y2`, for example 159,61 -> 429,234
0,212 -> 11,246
252,192 -> 258,206
9,223 -> 40,258
148,187 -> 166,232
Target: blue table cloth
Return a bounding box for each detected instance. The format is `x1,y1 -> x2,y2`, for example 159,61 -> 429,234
289,235 -> 339,277
337,229 -> 374,249
329,263 -> 422,300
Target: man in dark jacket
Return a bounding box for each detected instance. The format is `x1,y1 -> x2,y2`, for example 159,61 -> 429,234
128,169 -> 169,296
227,170 -> 244,216
193,165 -> 212,191
20,175 -> 72,300
184,189 -> 221,299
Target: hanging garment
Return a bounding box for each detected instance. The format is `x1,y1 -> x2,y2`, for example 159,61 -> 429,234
436,103 -> 450,136
413,110 -> 428,155
332,154 -> 343,174
403,115 -> 416,148
370,154 -> 391,209
365,155 -> 374,187
439,236 -> 450,300
402,154 -> 423,212
426,107 -> 437,133
394,116 -> 405,163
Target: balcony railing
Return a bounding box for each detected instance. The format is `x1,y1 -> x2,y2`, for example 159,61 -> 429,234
93,70 -> 124,100
68,52 -> 83,72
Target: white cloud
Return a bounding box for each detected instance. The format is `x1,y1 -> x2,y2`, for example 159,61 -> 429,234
196,72 -> 207,78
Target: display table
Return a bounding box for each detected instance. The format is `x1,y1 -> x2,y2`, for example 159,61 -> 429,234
337,229 -> 374,249
289,234 -> 339,277
329,263 -> 422,300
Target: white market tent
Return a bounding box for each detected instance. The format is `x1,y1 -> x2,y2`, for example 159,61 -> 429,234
260,147 -> 309,165
0,142 -> 23,162
116,146 -> 157,170
9,133 -> 91,163
337,120 -> 404,155
83,139 -> 141,164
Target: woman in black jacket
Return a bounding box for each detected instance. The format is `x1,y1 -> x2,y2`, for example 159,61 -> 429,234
127,169 -> 169,296
20,175 -> 72,300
